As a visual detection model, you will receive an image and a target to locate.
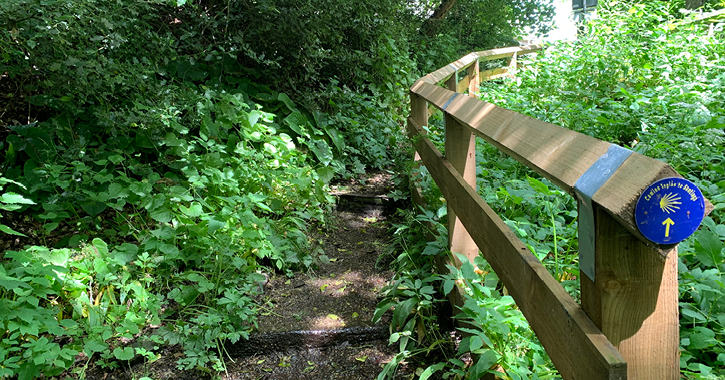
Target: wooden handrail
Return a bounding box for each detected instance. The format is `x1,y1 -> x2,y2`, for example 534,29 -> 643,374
408,115 -> 627,380
408,45 -> 711,380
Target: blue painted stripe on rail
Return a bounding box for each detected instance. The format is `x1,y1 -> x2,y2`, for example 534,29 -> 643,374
442,93 -> 459,110
574,144 -> 634,282
575,145 -> 633,199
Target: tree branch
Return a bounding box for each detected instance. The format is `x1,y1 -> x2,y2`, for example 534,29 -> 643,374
422,0 -> 459,36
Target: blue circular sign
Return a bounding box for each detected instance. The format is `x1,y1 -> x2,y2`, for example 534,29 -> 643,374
635,177 -> 705,245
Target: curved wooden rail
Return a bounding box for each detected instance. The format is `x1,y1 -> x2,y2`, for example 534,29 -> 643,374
408,44 -> 712,380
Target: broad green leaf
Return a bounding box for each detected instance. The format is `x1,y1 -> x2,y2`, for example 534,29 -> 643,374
460,259 -> 476,279
316,167 -> 335,183
159,243 -> 179,257
284,111 -> 307,135
278,93 -> 297,112
472,350 -> 499,376
681,308 -> 707,322
164,132 -> 182,147
688,327 -> 717,350
372,300 -> 394,323
113,347 -> 135,361
323,126 -> 345,152
248,110 -> 261,128
112,243 -> 138,265
443,279 -> 455,295
81,201 -> 108,217
527,176 -> 550,194
695,230 -> 723,267
419,363 -> 446,380
180,202 -> 203,217
92,238 -> 109,258
393,298 -> 416,330
421,242 -> 441,256
150,207 -> 173,223
0,192 -> 35,205
84,340 -> 108,355
306,139 -> 333,166
470,335 -> 484,351
108,183 -> 129,199
0,224 -> 26,236
43,222 -> 59,233
208,218 -> 226,233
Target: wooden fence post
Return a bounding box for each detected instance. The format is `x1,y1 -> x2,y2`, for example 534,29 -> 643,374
508,51 -> 517,70
410,92 -> 429,209
581,205 -> 679,380
468,59 -> 479,97
444,76 -> 478,268
445,62 -> 495,380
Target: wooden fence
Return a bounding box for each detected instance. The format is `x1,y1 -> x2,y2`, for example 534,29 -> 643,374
408,45 -> 714,379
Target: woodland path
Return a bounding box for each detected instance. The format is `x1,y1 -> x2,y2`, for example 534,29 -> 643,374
85,172 -> 418,380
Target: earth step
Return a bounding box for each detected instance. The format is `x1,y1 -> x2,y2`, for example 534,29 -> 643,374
223,326 -> 390,357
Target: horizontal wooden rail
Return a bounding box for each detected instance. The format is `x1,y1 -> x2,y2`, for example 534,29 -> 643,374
408,116 -> 627,380
421,44 -> 543,86
410,79 -> 714,253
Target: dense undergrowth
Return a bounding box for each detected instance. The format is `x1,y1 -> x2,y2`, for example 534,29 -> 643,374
0,0 -> 558,378
0,0 -> 408,378
375,2 -> 725,380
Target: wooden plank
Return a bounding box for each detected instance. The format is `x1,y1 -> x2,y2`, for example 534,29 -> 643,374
508,51 -> 517,70
424,53 -> 479,85
413,80 -> 611,193
456,73 -> 471,94
425,45 -> 540,86
467,59 -> 479,96
410,80 -> 714,253
410,91 -> 429,234
408,116 -> 627,380
445,67 -> 478,272
475,44 -> 543,61
445,115 -> 478,267
480,67 -> 511,81
581,206 -> 679,380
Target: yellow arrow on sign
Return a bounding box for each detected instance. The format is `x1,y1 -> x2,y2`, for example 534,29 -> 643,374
662,218 -> 675,238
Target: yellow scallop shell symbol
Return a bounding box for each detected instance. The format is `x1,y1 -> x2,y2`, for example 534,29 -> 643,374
659,193 -> 681,214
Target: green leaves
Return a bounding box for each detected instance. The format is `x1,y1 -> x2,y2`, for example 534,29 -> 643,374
479,4 -> 725,377
695,229 -> 724,267
113,347 -> 135,361
306,139 -> 334,167
418,363 -> 445,380
0,192 -> 35,205
149,207 -> 173,223
83,340 -> 108,356
0,224 -> 26,236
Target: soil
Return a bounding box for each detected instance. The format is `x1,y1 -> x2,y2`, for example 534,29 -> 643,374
253,197 -> 393,334
83,171 -> 428,380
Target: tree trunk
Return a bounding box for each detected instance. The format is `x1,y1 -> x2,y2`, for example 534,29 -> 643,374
422,0 -> 459,36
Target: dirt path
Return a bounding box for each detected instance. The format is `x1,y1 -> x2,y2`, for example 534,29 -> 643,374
86,174 -> 416,380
